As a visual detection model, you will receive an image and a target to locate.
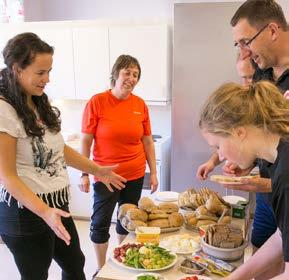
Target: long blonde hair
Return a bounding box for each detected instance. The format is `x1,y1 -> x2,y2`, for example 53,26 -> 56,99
199,81 -> 289,140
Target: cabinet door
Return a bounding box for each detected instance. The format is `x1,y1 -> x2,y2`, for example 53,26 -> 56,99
0,25 -> 75,100
109,25 -> 170,103
67,167 -> 93,218
28,27 -> 76,100
0,25 -> 28,69
73,26 -> 110,100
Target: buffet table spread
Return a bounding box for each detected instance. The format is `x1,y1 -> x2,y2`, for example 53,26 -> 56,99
95,219 -> 247,280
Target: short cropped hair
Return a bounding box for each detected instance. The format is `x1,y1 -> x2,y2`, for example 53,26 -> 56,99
231,0 -> 288,30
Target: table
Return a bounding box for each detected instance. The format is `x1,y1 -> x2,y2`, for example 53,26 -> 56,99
96,222 -> 247,280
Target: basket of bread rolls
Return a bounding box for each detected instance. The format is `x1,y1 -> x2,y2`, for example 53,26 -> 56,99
178,187 -> 232,230
118,197 -> 184,233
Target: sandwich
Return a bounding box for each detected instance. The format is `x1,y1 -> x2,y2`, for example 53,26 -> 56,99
210,174 -> 255,183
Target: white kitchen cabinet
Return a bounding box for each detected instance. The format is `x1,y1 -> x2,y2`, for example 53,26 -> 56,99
0,26 -> 28,69
0,23 -> 75,100
67,166 -> 94,219
72,26 -> 110,100
30,27 -> 75,100
0,22 -> 171,104
109,24 -> 171,104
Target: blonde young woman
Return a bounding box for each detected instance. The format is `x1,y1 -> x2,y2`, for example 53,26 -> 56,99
199,81 -> 289,280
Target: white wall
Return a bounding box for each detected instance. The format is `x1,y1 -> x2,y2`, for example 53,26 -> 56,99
25,0 -> 174,22
24,0 -> 289,22
23,0 -> 44,21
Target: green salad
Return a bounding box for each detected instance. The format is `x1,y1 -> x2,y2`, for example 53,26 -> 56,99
137,275 -> 161,280
124,244 -> 175,269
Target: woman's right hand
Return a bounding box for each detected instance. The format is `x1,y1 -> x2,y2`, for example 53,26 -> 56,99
79,175 -> 90,193
222,162 -> 253,176
196,160 -> 216,180
41,207 -> 71,245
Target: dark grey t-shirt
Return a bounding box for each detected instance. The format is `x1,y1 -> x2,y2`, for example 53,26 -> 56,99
262,140 -> 289,262
254,67 -> 289,204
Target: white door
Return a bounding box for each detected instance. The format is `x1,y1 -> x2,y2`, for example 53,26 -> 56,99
109,24 -> 170,103
29,27 -> 76,100
73,26 -> 110,100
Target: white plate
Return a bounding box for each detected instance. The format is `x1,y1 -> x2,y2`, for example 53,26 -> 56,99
160,226 -> 182,233
222,195 -> 247,205
177,275 -> 212,280
121,219 -> 181,234
111,248 -> 177,272
155,191 -> 179,202
159,234 -> 200,255
131,272 -> 167,280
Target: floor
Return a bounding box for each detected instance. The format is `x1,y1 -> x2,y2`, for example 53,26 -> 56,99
0,219 -> 119,280
0,220 -> 253,280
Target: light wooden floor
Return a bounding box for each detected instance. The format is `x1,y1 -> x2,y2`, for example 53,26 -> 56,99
0,220 -> 253,280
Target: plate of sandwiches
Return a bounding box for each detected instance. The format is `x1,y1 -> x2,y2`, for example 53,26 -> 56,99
210,174 -> 257,185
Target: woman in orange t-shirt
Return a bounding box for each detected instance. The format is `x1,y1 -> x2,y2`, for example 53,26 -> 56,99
79,54 -> 158,277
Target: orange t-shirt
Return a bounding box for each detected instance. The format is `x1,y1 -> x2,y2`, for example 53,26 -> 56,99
81,90 -> 152,181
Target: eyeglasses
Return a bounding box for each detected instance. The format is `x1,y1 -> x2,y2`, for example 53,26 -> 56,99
234,24 -> 269,49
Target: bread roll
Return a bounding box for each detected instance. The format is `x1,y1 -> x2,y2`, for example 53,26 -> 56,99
187,217 -> 198,226
126,208 -> 148,222
158,202 -> 179,213
148,218 -> 170,228
218,215 -> 232,225
120,216 -> 129,227
126,220 -> 147,231
148,210 -> 169,220
185,212 -> 196,219
195,205 -> 210,216
168,212 -> 184,227
196,220 -> 217,227
138,197 -> 157,213
118,203 -> 137,219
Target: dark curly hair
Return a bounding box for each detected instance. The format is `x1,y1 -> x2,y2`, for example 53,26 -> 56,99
0,32 -> 61,137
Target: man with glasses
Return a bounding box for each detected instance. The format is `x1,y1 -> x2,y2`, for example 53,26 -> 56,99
221,1 -> 289,279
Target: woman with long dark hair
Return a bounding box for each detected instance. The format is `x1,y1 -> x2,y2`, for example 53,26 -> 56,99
0,32 -> 126,280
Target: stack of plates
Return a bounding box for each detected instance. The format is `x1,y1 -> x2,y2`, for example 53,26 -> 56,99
155,191 -> 179,202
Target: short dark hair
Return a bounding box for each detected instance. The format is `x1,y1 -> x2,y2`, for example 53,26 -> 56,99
110,54 -> 141,87
231,0 -> 287,30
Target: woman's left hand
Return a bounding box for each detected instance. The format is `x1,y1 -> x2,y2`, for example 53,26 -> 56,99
97,164 -> 127,192
150,174 -> 158,193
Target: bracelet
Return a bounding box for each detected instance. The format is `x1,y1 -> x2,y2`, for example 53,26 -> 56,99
80,173 -> 89,178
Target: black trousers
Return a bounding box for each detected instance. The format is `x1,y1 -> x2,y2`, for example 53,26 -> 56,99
1,216 -> 86,280
90,177 -> 144,243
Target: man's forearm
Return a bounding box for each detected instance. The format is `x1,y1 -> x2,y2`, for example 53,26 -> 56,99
226,230 -> 282,280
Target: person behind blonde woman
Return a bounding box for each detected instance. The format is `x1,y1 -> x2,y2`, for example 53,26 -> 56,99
199,81 -> 289,280
236,55 -> 255,86
0,32 -> 126,280
79,54 -> 158,278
